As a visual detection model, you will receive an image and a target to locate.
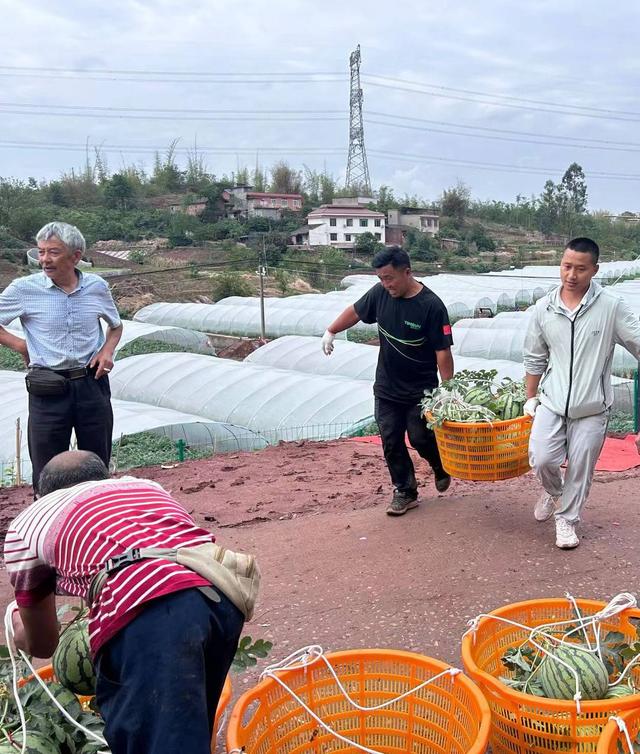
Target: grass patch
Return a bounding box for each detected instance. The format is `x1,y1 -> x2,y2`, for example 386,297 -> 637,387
112,431 -> 213,471
0,346 -> 26,372
115,338 -> 202,360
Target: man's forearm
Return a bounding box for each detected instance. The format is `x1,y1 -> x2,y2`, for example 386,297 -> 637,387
327,306 -> 360,335
436,348 -> 454,381
102,323 -> 123,354
525,373 -> 543,399
0,326 -> 27,355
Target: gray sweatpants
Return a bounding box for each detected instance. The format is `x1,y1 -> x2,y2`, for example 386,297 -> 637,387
528,404 -> 609,523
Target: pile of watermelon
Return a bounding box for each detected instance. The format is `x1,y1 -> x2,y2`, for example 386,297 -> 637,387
421,369 -> 527,427
500,624 -> 640,701
0,618 -> 108,754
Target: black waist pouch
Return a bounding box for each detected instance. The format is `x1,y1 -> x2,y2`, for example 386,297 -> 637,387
25,368 -> 68,397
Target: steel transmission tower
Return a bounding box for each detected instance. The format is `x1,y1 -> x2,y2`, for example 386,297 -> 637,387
345,44 -> 371,195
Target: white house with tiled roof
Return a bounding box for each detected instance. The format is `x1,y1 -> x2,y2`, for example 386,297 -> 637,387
291,204 -> 385,248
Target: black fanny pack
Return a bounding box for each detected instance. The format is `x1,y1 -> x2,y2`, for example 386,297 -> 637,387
25,368 -> 68,397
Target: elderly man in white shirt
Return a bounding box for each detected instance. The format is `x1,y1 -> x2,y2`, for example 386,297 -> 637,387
0,221 -> 122,495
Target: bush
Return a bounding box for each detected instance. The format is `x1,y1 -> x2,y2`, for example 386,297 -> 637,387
211,271 -> 253,301
128,250 -> 146,265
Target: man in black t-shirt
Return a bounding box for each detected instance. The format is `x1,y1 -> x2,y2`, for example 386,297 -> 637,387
322,247 -> 454,516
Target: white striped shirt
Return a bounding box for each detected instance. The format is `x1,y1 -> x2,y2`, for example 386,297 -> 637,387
0,271 -> 121,369
4,477 -> 213,654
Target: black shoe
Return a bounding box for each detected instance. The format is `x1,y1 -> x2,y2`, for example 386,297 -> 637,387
434,469 -> 451,493
386,490 -> 419,516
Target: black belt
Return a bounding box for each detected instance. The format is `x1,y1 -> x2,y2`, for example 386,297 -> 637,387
51,366 -> 93,380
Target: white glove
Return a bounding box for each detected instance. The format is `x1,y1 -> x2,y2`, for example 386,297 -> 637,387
523,397 -> 540,417
321,330 -> 336,355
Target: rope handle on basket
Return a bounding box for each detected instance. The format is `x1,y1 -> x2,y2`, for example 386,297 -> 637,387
254,645 -> 462,754
611,716 -> 636,754
3,602 -> 110,754
462,592 -> 638,715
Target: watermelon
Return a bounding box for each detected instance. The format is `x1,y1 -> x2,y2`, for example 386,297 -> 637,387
464,387 -> 494,407
496,394 -> 522,420
605,683 -> 637,698
539,643 -> 609,700
0,732 -> 61,753
27,680 -> 83,719
52,619 -> 96,696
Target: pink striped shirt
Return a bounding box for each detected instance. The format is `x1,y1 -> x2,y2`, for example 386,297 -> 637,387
4,477 -> 213,655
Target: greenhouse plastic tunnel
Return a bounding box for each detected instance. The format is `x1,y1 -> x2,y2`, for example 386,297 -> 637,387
109,352 -> 375,442
133,302 -> 375,339
0,371 -> 266,483
244,336 -> 634,414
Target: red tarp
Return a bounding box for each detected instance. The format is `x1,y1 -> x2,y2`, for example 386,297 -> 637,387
349,434 -> 640,473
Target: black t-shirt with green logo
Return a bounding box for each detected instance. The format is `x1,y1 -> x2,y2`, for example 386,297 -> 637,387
354,282 -> 453,403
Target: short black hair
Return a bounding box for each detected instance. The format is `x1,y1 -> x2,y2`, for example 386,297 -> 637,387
372,246 -> 411,270
38,451 -> 109,497
566,237 -> 599,264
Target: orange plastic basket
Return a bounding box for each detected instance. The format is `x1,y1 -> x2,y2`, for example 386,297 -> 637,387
596,708 -> 640,754
461,597 -> 640,754
433,415 -> 532,481
226,649 -> 491,754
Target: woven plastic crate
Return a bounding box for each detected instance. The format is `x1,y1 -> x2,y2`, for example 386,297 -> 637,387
597,709 -> 640,754
461,598 -> 640,754
226,648 -> 490,754
433,415 -> 532,481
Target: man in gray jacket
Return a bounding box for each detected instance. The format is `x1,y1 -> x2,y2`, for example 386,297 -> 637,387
524,237 -> 640,549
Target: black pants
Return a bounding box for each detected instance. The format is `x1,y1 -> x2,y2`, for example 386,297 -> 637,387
28,374 -> 113,494
374,396 -> 444,496
95,588 -> 244,754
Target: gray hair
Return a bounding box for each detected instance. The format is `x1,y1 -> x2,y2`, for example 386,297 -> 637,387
38,450 -> 109,497
36,222 -> 86,254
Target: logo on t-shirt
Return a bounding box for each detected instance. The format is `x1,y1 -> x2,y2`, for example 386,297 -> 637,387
404,320 -> 421,330
442,324 -> 452,336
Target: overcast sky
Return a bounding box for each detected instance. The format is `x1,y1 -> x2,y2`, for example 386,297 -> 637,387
1,0 -> 639,211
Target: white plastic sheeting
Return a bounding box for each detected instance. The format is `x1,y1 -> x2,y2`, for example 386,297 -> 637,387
0,371 -> 266,483
4,318 -> 215,355
244,335 -> 526,383
133,302 -> 375,339
245,335 -> 635,414
453,312 -> 639,377
109,352 -> 375,441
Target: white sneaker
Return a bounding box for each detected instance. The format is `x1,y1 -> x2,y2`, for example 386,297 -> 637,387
534,493 -> 558,522
555,517 -> 579,549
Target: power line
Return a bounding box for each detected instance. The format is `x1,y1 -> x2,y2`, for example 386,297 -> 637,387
366,114 -> 640,154
0,107 -> 345,123
365,73 -> 640,118
362,79 -> 640,124
0,102 -> 345,115
368,149 -> 640,181
0,65 -> 344,76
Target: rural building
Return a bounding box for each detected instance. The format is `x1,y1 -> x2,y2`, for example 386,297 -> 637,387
387,207 -> 440,236
148,194 -> 208,216
291,204 -> 385,248
228,185 -> 303,220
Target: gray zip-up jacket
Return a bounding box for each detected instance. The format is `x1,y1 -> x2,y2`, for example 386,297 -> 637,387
524,282 -> 640,419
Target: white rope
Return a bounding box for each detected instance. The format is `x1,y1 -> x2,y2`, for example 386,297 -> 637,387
464,593 -> 639,712
611,715 -> 636,754
4,602 -> 109,752
256,645 -> 461,754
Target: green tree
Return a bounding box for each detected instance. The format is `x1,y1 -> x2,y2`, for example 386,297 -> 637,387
212,272 -> 253,301
374,185 -> 399,213
557,162 -> 588,238
269,161 -> 303,194
355,231 -> 384,255
403,228 -> 438,261
103,173 -> 137,210
440,182 -> 470,225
